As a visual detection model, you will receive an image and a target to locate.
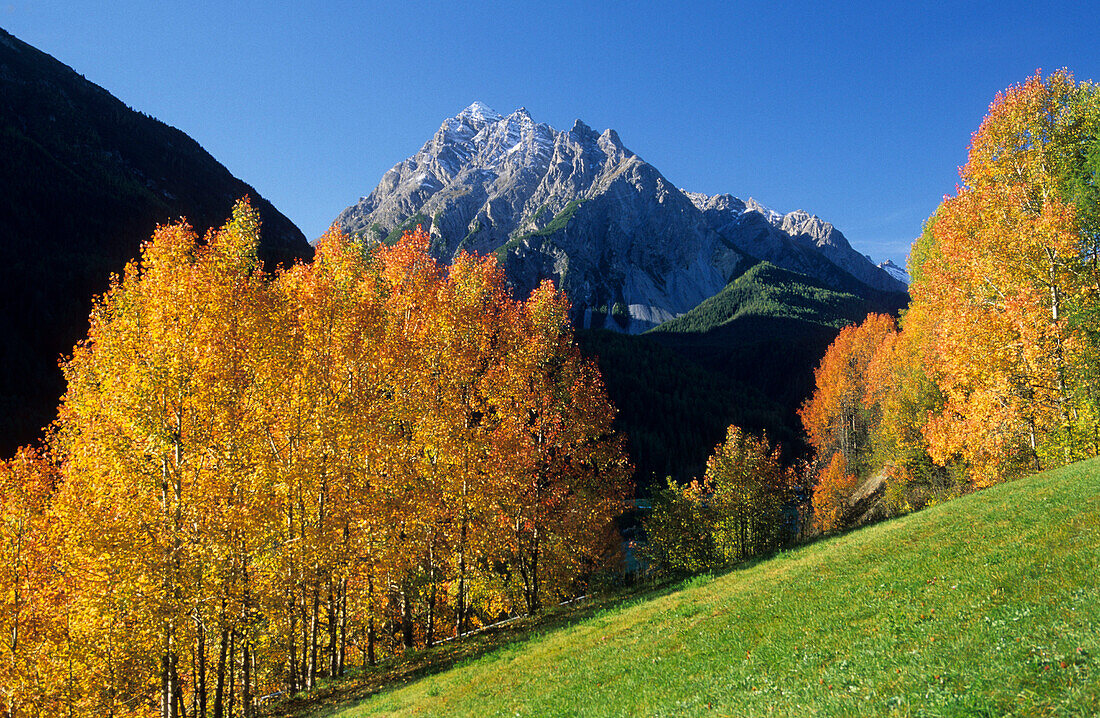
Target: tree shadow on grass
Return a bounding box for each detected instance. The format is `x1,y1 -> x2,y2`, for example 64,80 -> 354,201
265,546 -> 848,717
263,581 -> 690,717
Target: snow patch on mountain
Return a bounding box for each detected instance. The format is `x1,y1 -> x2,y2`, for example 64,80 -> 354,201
878,259 -> 911,285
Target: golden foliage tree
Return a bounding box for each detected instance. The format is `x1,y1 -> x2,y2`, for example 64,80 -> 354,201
803,70 -> 1100,515
811,452 -> 857,533
16,214 -> 630,716
913,70 -> 1100,484
0,447 -> 62,718
799,313 -> 897,477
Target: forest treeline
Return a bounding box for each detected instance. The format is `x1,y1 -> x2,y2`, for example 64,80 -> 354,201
0,211 -> 630,717
803,70 -> 1100,527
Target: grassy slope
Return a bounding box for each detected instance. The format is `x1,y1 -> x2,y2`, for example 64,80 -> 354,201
305,457 -> 1100,717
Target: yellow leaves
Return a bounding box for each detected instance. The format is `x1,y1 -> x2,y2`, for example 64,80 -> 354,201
26,205 -> 631,712
0,446 -> 65,716
843,70 -> 1100,495
800,313 -> 897,476
964,69 -> 1080,198
914,157 -> 1087,482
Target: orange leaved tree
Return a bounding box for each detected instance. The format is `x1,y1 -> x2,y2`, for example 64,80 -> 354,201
913,70 -> 1100,484
811,452 -> 858,533
0,447 -> 63,717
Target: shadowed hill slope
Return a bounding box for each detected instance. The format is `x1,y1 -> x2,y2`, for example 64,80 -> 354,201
648,261 -> 907,422
0,27 -> 313,453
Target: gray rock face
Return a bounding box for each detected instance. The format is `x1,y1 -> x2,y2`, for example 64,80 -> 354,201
336,103 -> 905,332
684,194 -> 908,294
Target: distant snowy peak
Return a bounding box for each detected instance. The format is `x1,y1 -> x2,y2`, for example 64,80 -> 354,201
878,259 -> 911,285
684,193 -> 906,294
745,197 -> 786,226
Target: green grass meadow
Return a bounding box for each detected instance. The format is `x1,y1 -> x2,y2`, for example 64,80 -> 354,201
287,457 -> 1100,717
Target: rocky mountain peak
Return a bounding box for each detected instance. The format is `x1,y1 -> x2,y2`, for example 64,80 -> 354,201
598,127 -> 626,151
878,259 -> 911,285
570,118 -> 599,142
335,103 -> 908,334
784,208 -> 816,225
689,192 -> 747,215
744,197 -> 785,224
455,101 -> 503,126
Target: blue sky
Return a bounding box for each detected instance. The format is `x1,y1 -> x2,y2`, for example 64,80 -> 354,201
4,1 -> 1099,267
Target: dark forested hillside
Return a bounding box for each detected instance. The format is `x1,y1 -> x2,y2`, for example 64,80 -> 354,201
623,262 -> 907,467
0,27 -> 313,454
575,329 -> 792,493
574,264 -> 905,491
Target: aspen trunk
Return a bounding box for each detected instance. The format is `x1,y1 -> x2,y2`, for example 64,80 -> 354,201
337,577 -> 348,676
195,613 -> 207,718
367,572 -> 377,667
161,451 -> 180,718
456,539 -> 467,637
401,586 -> 414,650
242,640 -> 252,718
162,627 -> 178,718
173,670 -> 186,718
309,475 -> 326,688
212,626 -> 228,718
426,589 -> 436,648
288,599 -> 298,692
426,543 -> 436,648
327,579 -> 338,677
299,587 -> 310,687
287,501 -> 299,692
524,523 -> 542,615
308,584 -> 319,689
226,631 -> 235,718
10,525 -> 21,652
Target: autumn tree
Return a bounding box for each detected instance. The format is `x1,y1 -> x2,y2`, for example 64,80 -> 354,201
490,280 -> 632,614
706,426 -> 790,560
913,70 -> 1100,484
642,425 -> 790,574
808,70 -> 1100,513
53,200 -> 278,717
863,294 -> 963,511
799,313 -> 898,478
0,447 -> 62,718
32,213 -> 631,714
811,452 -> 857,533
267,224 -> 391,686
641,478 -> 721,576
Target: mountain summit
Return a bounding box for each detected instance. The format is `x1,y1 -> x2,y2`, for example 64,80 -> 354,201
336,104 -> 906,331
